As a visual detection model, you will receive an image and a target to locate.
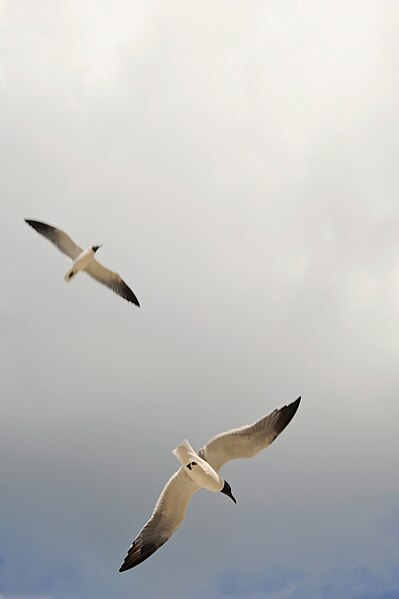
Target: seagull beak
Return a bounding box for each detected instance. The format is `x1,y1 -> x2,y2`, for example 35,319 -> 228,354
221,481 -> 237,504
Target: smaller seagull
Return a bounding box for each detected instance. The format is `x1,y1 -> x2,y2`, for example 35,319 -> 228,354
119,397 -> 300,572
25,219 -> 140,306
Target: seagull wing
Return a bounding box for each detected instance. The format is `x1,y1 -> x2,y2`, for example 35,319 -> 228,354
25,219 -> 83,260
85,259 -> 140,306
119,468 -> 200,571
199,397 -> 301,472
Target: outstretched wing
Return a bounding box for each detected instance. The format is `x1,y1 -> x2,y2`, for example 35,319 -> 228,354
85,259 -> 140,306
199,397 -> 301,472
25,219 -> 83,260
119,468 -> 200,572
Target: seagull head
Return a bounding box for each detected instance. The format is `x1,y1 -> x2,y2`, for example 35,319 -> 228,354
220,480 -> 237,504
91,245 -> 102,253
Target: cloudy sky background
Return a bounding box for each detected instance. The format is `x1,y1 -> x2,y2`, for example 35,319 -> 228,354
1,1 -> 399,597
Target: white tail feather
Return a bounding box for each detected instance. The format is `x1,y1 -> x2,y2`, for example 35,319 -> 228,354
64,268 -> 77,282
172,439 -> 197,465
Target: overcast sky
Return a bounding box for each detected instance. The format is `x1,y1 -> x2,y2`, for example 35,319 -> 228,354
1,1 -> 399,598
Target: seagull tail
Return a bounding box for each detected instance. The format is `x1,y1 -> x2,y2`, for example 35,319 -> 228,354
172,438 -> 197,464
64,268 -> 77,282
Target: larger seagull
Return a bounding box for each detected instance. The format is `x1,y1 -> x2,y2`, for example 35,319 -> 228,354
119,397 -> 300,571
25,219 -> 140,306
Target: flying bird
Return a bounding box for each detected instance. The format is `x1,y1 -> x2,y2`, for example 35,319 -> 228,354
119,396 -> 300,572
25,219 -> 140,306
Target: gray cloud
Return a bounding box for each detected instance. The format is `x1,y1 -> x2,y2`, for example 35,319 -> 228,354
1,1 -> 399,598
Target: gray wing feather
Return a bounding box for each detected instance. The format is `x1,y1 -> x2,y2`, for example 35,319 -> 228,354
85,259 -> 140,306
119,468 -> 200,572
199,397 -> 301,471
25,219 -> 83,260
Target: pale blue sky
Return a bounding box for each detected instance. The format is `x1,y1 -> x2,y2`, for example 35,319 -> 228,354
1,1 -> 399,598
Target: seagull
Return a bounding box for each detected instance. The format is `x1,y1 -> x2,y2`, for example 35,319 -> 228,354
119,396 -> 300,572
25,219 -> 140,306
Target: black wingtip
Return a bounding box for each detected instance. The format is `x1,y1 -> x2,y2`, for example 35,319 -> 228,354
288,396 -> 301,415
118,537 -> 166,572
127,293 -> 140,307
274,396 -> 301,436
122,283 -> 140,307
25,219 -> 54,234
119,553 -> 133,572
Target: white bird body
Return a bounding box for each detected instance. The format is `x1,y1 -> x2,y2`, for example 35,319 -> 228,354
173,439 -> 223,492
64,248 -> 96,282
119,397 -> 301,572
25,219 -> 140,306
